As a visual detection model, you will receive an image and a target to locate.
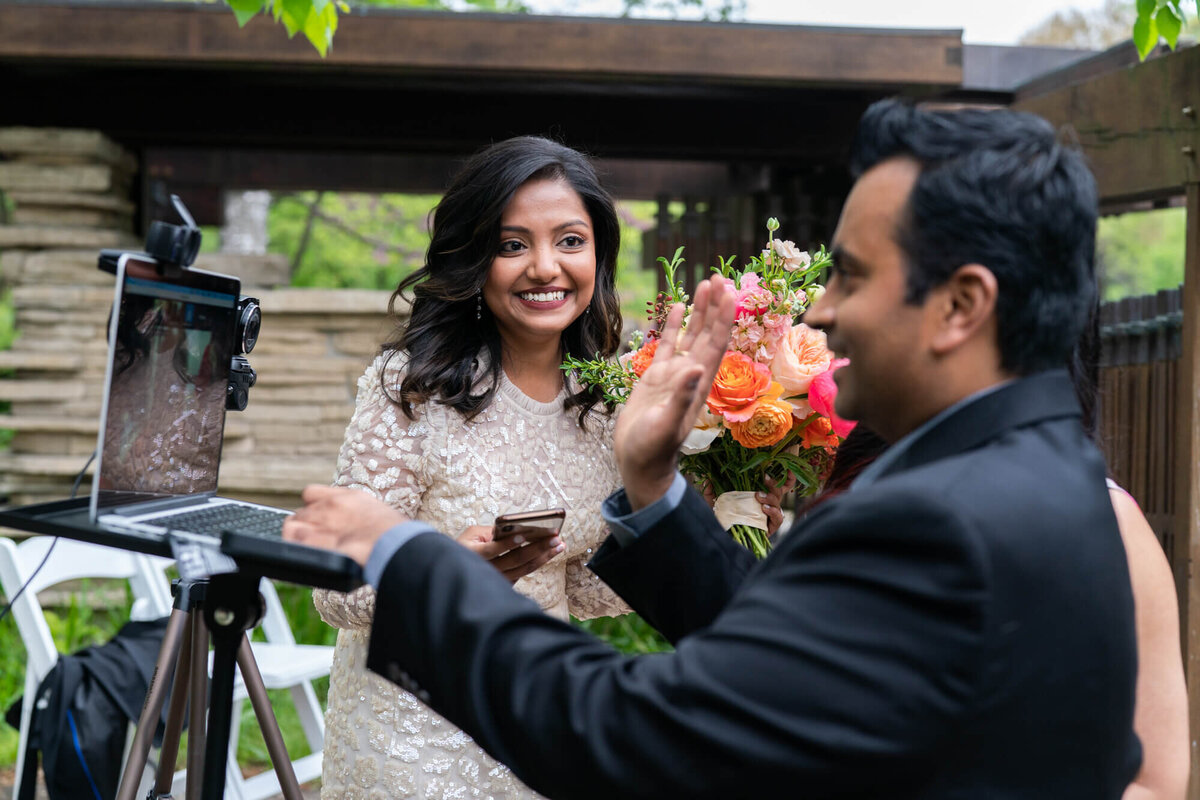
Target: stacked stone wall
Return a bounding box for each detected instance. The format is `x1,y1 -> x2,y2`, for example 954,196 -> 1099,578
0,127 -> 398,513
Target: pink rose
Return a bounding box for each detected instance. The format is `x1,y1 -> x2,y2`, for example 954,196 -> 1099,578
809,358 -> 857,437
770,323 -> 833,396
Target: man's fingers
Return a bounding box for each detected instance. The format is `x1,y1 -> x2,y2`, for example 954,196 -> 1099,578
282,518 -> 336,551
299,483 -> 339,504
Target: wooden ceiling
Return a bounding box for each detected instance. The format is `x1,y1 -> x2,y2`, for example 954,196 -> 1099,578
0,1 -> 966,221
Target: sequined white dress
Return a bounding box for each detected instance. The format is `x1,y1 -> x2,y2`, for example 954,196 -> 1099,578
312,354 -> 628,799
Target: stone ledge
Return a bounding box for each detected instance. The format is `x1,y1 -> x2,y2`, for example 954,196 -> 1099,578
256,288 -> 398,315
0,225 -> 139,249
0,128 -> 133,169
0,414 -> 97,433
0,351 -> 86,370
8,190 -> 136,213
0,379 -> 87,401
12,285 -> 115,310
0,452 -> 333,494
0,163 -> 129,193
193,253 -> 291,288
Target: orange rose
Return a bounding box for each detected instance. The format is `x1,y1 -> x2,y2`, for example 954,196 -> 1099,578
707,352 -> 772,422
727,384 -> 794,448
628,339 -> 658,378
798,413 -> 841,452
770,323 -> 832,397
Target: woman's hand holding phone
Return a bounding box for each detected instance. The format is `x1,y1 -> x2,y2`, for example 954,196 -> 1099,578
456,508 -> 566,584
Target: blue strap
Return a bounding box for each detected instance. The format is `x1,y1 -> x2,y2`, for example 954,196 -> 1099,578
65,709 -> 104,800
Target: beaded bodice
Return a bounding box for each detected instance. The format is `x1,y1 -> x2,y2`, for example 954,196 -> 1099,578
313,352 -> 628,629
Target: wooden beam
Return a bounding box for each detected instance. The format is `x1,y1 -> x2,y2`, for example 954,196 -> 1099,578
1013,45 -> 1199,207
143,148 -> 740,213
1183,179 -> 1200,800
0,1 -> 962,89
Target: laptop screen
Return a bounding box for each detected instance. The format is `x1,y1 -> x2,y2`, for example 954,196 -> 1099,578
90,256 -> 241,518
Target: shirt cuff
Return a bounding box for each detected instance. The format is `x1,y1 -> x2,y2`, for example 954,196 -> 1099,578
365,521 -> 439,588
601,472 -> 688,547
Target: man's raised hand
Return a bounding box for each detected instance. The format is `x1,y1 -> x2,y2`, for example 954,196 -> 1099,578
614,275 -> 735,510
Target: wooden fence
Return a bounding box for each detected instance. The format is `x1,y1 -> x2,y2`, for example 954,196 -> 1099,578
641,190 -> 842,291
1098,286 -> 1185,607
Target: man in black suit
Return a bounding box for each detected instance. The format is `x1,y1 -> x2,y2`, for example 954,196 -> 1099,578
285,100 -> 1141,798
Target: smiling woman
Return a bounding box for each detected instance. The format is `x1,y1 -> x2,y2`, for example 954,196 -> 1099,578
309,136 -> 631,800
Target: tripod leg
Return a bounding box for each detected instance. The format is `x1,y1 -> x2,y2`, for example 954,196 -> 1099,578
200,572 -> 264,800
115,608 -> 189,800
187,609 -> 208,800
236,637 -> 304,800
150,611 -> 195,798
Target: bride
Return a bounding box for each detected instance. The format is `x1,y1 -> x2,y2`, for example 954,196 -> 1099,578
311,136 -> 635,799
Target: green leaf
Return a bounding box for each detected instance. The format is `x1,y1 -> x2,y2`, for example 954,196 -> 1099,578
1136,0 -> 1157,16
1133,14 -> 1159,60
226,0 -> 263,27
279,0 -> 310,36
1156,5 -> 1183,48
309,0 -> 328,12
304,7 -> 330,56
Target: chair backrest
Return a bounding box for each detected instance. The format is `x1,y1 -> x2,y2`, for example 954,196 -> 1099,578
0,536 -> 174,682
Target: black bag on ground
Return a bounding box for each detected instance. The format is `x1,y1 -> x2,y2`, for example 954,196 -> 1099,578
4,616 -> 174,800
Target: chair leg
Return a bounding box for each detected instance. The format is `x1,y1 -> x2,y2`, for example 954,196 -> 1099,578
291,681 -> 325,753
13,666 -> 37,796
225,698 -> 248,800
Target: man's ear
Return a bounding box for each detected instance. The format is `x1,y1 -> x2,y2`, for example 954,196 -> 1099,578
929,264 -> 999,356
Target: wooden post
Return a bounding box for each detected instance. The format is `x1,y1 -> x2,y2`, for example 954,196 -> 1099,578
1179,180 -> 1200,799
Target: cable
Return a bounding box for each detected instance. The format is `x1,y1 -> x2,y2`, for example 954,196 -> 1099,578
0,450 -> 95,627
70,449 -> 97,500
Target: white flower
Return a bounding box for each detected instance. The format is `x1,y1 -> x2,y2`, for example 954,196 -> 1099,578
681,426 -> 722,455
680,407 -> 724,454
772,240 -> 812,273
806,285 -> 826,304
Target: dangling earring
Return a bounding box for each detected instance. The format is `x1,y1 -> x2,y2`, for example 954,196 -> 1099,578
475,291 -> 482,321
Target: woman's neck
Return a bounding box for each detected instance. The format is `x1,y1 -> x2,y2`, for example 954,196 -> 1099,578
499,339 -> 564,403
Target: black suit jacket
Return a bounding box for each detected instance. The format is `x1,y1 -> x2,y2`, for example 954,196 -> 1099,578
368,370 -> 1141,799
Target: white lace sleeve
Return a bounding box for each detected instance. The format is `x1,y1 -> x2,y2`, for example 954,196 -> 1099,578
565,554 -> 631,620
313,355 -> 431,631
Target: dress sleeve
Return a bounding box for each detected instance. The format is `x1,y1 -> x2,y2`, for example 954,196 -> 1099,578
565,555 -> 631,620
313,354 -> 432,630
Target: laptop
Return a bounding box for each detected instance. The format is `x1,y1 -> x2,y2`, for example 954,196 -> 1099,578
0,252 -> 362,590
88,254 -> 292,545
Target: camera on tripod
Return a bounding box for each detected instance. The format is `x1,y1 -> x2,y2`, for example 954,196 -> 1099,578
98,195 -> 260,411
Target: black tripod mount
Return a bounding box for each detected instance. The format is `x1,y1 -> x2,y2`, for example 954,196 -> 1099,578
115,572 -> 304,800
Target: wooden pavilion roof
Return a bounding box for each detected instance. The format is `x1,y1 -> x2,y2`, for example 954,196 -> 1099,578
0,0 -> 970,222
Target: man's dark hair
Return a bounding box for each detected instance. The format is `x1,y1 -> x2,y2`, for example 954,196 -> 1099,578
850,99 -> 1098,375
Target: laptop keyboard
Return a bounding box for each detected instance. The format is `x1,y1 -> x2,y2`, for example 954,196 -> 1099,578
158,504 -> 291,539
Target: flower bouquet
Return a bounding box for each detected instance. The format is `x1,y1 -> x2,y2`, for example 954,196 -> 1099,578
564,219 -> 855,558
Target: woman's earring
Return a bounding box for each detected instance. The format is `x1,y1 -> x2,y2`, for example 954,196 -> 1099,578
476,291 -> 482,321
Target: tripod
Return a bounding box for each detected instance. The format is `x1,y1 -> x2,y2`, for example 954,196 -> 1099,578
115,572 -> 304,800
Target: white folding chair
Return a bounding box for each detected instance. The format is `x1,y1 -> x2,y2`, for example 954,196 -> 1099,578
0,536 -> 333,800
0,535 -> 174,796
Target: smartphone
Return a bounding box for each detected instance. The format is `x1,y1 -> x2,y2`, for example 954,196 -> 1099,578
493,508 -> 565,539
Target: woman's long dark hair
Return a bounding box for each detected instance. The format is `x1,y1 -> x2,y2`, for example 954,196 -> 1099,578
382,136 -> 623,426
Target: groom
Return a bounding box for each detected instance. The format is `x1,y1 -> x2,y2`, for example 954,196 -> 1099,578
284,99 -> 1141,798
